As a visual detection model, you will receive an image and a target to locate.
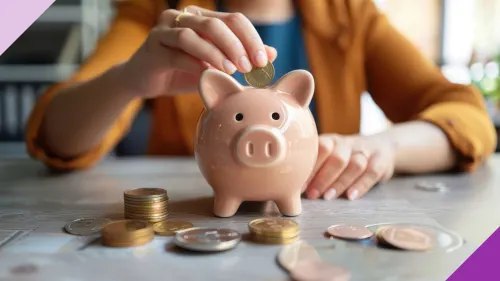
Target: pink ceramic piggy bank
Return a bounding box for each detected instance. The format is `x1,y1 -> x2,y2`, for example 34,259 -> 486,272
194,69 -> 319,218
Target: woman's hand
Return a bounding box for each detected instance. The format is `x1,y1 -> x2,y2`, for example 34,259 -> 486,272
119,5 -> 277,98
305,134 -> 397,201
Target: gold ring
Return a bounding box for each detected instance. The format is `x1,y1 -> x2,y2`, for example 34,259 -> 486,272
174,8 -> 192,27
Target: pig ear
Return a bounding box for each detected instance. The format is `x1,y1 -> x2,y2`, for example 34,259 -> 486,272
199,69 -> 243,109
272,70 -> 314,108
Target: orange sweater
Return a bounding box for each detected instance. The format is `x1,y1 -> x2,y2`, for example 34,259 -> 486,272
25,0 -> 497,172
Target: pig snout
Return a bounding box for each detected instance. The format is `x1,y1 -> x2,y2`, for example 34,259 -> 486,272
235,126 -> 286,168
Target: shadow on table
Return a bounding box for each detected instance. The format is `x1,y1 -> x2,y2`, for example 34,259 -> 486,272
168,196 -> 282,217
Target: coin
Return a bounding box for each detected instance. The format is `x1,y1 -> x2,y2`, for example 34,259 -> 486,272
415,181 -> 447,192
327,224 -> 374,240
248,218 -> 299,238
64,217 -> 112,236
251,233 -> 300,245
290,259 -> 352,281
124,187 -> 169,223
379,225 -> 434,251
101,219 -> 154,248
277,241 -> 321,272
153,220 -> 194,236
174,227 -> 242,252
244,61 -> 275,87
124,188 -> 168,199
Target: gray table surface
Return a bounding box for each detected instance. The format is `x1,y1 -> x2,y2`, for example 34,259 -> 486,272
0,156 -> 499,281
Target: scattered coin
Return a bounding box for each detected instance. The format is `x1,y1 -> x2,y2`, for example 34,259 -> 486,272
244,61 -> 275,88
101,219 -> 154,248
290,259 -> 352,281
174,227 -> 242,252
327,224 -> 374,240
153,220 -> 194,236
378,225 -> 434,251
415,181 -> 447,192
124,187 -> 169,223
249,218 -> 300,245
64,217 -> 112,236
277,241 -> 321,272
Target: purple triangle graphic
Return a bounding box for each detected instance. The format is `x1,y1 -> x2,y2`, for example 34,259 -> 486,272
447,227 -> 500,280
0,0 -> 56,55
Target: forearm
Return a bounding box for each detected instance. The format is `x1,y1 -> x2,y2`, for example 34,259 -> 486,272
369,120 -> 457,174
40,64 -> 135,158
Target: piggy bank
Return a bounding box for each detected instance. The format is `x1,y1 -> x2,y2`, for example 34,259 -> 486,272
194,69 -> 319,218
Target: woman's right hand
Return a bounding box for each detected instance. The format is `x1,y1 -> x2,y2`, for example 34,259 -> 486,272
118,5 -> 278,98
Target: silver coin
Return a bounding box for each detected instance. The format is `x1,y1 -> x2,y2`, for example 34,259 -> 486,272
415,181 -> 447,192
174,227 -> 241,252
277,241 -> 321,272
64,217 -> 112,236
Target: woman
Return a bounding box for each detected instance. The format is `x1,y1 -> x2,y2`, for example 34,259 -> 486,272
25,0 -> 496,201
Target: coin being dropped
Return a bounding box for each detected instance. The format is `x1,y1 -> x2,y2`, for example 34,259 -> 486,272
64,217 -> 112,236
327,224 -> 374,240
290,259 -> 351,281
174,227 -> 241,252
153,220 -> 193,236
277,241 -> 321,272
244,61 -> 275,88
380,226 -> 434,251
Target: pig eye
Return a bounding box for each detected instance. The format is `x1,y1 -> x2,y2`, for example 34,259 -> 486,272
235,113 -> 244,121
271,112 -> 280,120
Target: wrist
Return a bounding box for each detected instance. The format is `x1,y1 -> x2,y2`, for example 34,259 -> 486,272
109,62 -> 145,101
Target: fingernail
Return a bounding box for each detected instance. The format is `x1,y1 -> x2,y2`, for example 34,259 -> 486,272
223,59 -> 237,74
348,189 -> 359,200
308,188 -> 320,200
254,50 -> 267,67
323,188 -> 337,200
239,56 -> 252,72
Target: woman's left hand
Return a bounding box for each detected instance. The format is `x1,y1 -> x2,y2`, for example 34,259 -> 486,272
305,134 -> 397,200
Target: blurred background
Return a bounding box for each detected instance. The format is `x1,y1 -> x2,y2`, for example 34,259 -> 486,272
0,0 -> 499,158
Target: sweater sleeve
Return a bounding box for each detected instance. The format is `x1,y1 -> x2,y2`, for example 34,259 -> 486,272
25,0 -> 161,170
361,1 -> 497,172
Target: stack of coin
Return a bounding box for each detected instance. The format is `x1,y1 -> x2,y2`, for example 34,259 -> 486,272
375,225 -> 434,251
101,220 -> 154,247
123,188 -> 169,223
248,218 -> 300,244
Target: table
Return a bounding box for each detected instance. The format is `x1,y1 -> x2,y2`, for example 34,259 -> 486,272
0,157 -> 499,281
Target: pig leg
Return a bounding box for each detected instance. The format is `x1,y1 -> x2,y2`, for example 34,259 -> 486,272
275,194 -> 302,217
213,195 -> 242,218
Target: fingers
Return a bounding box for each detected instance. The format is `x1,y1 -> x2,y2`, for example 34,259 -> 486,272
306,137 -> 351,200
222,12 -> 268,68
346,152 -> 387,200
173,15 -> 250,73
154,27 -> 234,74
265,46 -> 278,62
323,151 -> 369,200
183,6 -> 268,67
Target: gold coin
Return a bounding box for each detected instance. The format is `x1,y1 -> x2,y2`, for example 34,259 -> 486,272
101,220 -> 152,235
153,220 -> 194,236
124,188 -> 167,198
244,61 -> 275,88
249,218 -> 299,237
251,233 -> 300,245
